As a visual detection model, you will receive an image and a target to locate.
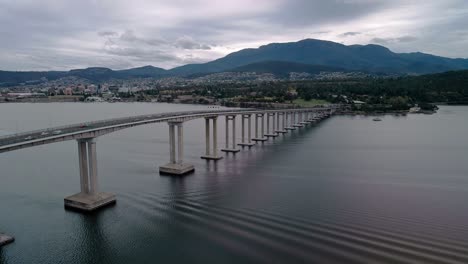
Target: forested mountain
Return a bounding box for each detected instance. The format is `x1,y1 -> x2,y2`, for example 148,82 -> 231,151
169,39 -> 468,75
2,39 -> 468,86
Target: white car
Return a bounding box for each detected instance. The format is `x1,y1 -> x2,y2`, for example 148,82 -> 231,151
40,131 -> 49,136
52,130 -> 62,135
24,136 -> 33,140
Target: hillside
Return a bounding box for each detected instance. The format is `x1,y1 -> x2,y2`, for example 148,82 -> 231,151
2,38 -> 468,86
170,39 -> 468,75
0,66 -> 169,86
227,61 -> 348,76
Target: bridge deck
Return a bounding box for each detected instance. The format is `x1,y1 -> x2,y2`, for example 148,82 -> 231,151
0,107 -> 335,153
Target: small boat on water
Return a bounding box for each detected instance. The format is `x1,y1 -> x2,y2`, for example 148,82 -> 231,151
373,117 -> 382,121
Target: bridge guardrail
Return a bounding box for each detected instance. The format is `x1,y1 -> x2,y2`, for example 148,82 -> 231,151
0,109 -> 251,145
0,106 -> 336,148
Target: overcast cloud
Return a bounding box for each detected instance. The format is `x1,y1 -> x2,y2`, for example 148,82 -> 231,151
1,0 -> 467,70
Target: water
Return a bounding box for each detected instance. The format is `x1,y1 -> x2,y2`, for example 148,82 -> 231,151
1,103 -> 468,263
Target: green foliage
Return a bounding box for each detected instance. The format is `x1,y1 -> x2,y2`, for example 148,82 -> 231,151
294,70 -> 468,105
293,99 -> 329,107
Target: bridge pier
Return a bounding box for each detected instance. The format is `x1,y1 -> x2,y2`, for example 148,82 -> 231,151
221,115 -> 240,153
238,114 -> 255,147
65,138 -> 116,211
308,111 -> 313,122
303,111 -> 310,123
201,116 -> 223,160
265,113 -> 278,138
311,112 -> 319,123
293,111 -> 304,127
299,111 -> 308,125
252,113 -> 267,142
275,112 -> 288,134
285,112 -> 295,130
160,121 -> 195,175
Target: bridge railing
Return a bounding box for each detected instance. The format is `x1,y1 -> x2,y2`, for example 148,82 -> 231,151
0,106 -> 337,147
0,109 -> 249,145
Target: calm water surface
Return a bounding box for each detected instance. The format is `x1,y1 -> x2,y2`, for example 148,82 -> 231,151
1,103 -> 468,263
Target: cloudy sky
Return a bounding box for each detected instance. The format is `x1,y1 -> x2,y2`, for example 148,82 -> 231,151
1,0 -> 468,71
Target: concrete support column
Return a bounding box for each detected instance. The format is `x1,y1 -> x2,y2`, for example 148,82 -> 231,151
177,124 -> 183,164
169,123 -> 176,164
241,115 -> 245,143
213,117 -> 218,156
275,112 -> 287,134
239,114 -> 255,147
222,115 -> 240,153
266,113 -> 278,137
255,114 -> 259,138
160,121 -> 194,175
261,114 -> 265,136
232,116 -> 236,149
252,113 -> 267,142
266,113 -> 270,134
282,112 -> 286,129
301,112 -> 308,125
65,138 -> 116,211
169,124 -> 176,164
205,118 -> 210,156
87,139 -> 98,195
225,116 -> 229,149
201,116 -> 223,160
272,113 -> 276,131
308,111 -> 313,123
248,115 -> 252,142
293,111 -> 304,128
78,140 -> 89,194
276,113 -> 280,130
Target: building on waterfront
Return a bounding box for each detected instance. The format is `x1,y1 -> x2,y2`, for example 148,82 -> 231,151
64,88 -> 73,96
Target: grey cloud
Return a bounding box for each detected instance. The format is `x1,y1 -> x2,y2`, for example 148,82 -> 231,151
98,31 -> 118,37
266,0 -> 391,27
1,0 -> 468,70
120,30 -> 138,42
371,36 -> 418,45
175,36 -> 212,50
339,32 -> 361,37
371,37 -> 390,45
311,31 -> 330,34
396,36 -> 418,43
107,30 -> 169,47
105,46 -> 180,62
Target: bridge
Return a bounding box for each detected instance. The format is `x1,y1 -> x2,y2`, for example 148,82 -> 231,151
0,107 -> 335,246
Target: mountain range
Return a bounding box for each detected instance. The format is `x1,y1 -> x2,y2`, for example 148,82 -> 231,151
2,38 -> 468,86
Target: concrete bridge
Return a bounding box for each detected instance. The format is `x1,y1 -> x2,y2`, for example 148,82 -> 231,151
0,107 -> 335,246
